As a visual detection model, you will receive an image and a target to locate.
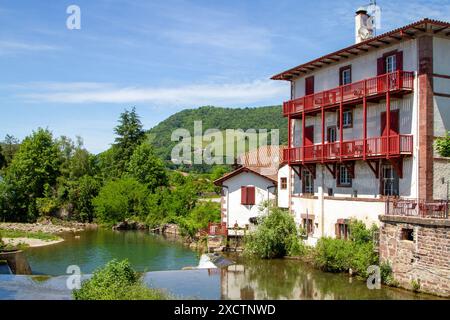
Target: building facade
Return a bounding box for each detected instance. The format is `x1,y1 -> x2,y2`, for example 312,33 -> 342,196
274,16 -> 450,242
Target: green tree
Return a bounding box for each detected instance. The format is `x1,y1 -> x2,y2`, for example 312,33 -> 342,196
2,134 -> 19,165
126,143 -> 168,191
93,178 -> 148,224
4,129 -> 61,221
177,201 -> 221,237
113,107 -> 145,175
0,145 -> 6,169
68,175 -> 101,222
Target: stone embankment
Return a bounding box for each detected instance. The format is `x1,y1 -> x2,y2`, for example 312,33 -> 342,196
0,220 -> 97,234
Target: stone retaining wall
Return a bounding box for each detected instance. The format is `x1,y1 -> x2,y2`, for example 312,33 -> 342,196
379,215 -> 450,297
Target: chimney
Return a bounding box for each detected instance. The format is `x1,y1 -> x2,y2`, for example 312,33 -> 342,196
355,6 -> 374,43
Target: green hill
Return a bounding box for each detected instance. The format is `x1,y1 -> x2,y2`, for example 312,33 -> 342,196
147,105 -> 287,164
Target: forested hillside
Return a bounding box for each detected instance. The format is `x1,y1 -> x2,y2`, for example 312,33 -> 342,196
147,105 -> 287,163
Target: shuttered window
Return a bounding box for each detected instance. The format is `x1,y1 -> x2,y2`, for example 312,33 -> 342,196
241,186 -> 256,205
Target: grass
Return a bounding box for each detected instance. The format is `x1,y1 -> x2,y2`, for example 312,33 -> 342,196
0,229 -> 60,241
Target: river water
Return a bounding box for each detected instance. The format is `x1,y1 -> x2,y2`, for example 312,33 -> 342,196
0,229 -> 439,300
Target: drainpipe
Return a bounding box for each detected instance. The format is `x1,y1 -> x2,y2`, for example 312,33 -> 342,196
223,185 -> 229,230
321,165 -> 325,238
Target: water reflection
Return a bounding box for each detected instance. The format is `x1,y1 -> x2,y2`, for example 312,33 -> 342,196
220,258 -> 435,300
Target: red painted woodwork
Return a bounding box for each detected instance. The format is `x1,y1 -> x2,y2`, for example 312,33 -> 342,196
283,134 -> 413,163
241,186 -> 247,204
282,71 -> 414,116
304,126 -> 314,146
381,110 -> 399,136
305,76 -> 315,95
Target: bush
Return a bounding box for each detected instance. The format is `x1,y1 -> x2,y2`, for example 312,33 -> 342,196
177,201 -> 221,237
93,178 -> 148,224
313,237 -> 353,272
73,259 -> 169,300
313,220 -> 378,276
435,132 -> 450,157
244,207 -> 300,259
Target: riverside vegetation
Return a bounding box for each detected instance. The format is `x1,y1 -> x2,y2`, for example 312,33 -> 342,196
0,107 -> 231,240
244,206 -> 395,286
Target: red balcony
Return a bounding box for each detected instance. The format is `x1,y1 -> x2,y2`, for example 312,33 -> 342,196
283,71 -> 415,117
283,134 -> 413,164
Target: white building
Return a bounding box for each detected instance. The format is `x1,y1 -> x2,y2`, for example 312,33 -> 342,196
273,14 -> 450,241
214,146 -> 281,236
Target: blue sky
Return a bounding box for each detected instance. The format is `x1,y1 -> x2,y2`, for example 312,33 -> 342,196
1,0 -> 449,153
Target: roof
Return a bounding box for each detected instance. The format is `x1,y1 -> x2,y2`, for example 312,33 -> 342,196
272,18 -> 450,81
238,145 -> 283,168
213,166 -> 277,186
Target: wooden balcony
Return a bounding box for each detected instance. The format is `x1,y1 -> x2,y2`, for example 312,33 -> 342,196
283,71 -> 415,117
283,134 -> 413,164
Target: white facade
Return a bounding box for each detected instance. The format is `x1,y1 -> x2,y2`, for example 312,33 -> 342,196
277,33 -> 450,241
219,170 -> 276,235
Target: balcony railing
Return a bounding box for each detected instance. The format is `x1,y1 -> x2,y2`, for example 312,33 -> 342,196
208,222 -> 227,236
283,71 -> 415,116
386,198 -> 449,219
283,134 -> 413,163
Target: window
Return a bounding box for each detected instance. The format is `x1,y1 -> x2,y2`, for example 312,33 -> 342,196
280,177 -> 287,190
386,55 -> 397,73
327,126 -> 337,143
305,76 -> 315,95
302,218 -> 314,235
339,65 -> 352,86
335,222 -> 350,240
381,164 -> 399,196
343,110 -> 353,128
400,228 -> 414,241
302,169 -> 314,194
337,165 -> 352,187
241,186 -> 255,205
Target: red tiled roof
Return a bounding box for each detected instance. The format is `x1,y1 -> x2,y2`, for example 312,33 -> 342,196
213,166 -> 277,186
272,18 -> 450,81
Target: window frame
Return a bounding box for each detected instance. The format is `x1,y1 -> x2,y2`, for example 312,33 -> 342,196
280,177 -> 287,190
385,54 -> 397,73
327,126 -> 337,143
342,109 -> 353,129
339,65 -> 352,86
337,164 -> 353,188
241,186 -> 256,205
302,169 -> 314,195
302,218 -> 314,235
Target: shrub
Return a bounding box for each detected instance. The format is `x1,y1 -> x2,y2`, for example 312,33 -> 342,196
244,207 -> 300,259
435,132 -> 450,157
93,178 -> 148,224
73,259 -> 169,300
313,237 -> 353,272
380,261 -> 399,287
177,201 -> 221,237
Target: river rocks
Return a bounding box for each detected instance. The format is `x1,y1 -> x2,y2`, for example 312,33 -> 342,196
112,220 -> 148,231
0,221 -> 93,234
162,224 -> 180,235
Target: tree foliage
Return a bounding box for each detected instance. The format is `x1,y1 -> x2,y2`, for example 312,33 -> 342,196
3,129 -> 61,221
93,178 -> 148,224
126,143 -> 168,191
245,207 -> 299,259
113,107 -> 145,175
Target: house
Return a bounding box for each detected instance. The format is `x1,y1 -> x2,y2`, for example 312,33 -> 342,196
213,146 -> 282,236
273,10 -> 450,243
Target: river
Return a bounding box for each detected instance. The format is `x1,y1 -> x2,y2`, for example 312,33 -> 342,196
0,229 -> 439,300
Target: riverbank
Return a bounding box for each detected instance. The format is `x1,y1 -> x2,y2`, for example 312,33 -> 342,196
0,220 -> 97,235
0,220 -> 97,250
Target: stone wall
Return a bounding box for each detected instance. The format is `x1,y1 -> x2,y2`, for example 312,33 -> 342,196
379,215 -> 450,297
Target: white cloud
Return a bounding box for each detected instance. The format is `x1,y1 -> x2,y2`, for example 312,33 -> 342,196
16,80 -> 288,107
0,40 -> 60,55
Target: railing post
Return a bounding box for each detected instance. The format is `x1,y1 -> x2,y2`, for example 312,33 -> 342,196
288,114 -> 291,164
321,106 -> 325,163
363,81 -> 367,161
386,90 -> 391,159
339,87 -> 343,162
302,112 -> 306,163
